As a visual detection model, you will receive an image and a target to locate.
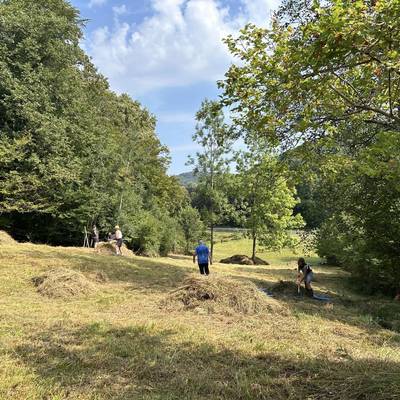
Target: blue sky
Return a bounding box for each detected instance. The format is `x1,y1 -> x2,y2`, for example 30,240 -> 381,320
69,0 -> 280,174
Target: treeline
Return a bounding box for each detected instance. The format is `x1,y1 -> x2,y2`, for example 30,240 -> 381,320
0,0 -> 203,255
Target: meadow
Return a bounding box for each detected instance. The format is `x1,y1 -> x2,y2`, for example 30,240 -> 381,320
0,232 -> 399,400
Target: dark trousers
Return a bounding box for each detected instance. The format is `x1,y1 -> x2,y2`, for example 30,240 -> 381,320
198,263 -> 209,275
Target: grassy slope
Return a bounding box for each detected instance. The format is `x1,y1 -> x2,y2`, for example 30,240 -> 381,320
0,237 -> 400,400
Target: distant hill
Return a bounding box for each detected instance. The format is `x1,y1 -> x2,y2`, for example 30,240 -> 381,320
174,171 -> 198,187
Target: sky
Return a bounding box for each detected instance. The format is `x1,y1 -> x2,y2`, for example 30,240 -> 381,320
69,0 -> 281,174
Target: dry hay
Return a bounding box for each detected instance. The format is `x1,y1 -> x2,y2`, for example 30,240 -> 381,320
96,242 -> 115,255
271,280 -> 303,296
0,230 -> 17,245
220,254 -> 269,266
32,267 -> 96,299
94,271 -> 108,283
163,275 -> 285,315
96,242 -> 134,257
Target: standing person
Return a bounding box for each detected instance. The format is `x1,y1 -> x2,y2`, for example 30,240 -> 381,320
115,225 -> 123,256
92,224 -> 99,249
297,257 -> 314,297
193,240 -> 211,275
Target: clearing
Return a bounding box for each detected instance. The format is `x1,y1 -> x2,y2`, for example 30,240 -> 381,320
0,233 -> 399,400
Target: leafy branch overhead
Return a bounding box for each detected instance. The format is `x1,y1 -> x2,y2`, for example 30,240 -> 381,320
219,0 -> 400,149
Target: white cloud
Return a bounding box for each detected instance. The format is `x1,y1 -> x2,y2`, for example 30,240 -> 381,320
88,0 -> 107,8
112,4 -> 128,16
86,0 -> 279,96
242,0 -> 281,26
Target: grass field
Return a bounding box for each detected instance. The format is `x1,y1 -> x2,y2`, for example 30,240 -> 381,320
0,234 -> 400,400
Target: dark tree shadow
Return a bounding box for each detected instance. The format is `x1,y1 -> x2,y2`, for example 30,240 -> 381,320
167,254 -> 192,261
14,323 -> 400,400
224,272 -> 400,336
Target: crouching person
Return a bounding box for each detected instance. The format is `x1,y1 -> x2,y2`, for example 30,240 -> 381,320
297,257 -> 314,297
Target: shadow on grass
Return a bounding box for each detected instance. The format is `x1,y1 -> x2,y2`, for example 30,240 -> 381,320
14,322 -> 400,400
225,272 -> 400,336
21,248 -> 190,292
167,254 -> 192,261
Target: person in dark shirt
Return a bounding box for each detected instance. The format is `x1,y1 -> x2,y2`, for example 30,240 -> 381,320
193,240 -> 211,275
297,257 -> 314,297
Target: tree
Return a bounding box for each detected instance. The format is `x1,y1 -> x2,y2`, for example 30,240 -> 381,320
179,206 -> 205,255
235,146 -> 304,261
188,99 -> 232,261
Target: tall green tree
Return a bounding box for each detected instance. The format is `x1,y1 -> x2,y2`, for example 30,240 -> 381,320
179,206 -> 205,255
188,100 -> 232,261
235,146 -> 303,261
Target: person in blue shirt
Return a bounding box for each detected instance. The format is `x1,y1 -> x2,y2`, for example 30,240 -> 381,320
193,240 -> 211,275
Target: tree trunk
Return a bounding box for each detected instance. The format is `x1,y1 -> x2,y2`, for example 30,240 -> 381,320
252,231 -> 256,262
185,240 -> 189,255
210,223 -> 214,263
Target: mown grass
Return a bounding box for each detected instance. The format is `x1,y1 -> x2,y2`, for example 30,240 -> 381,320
0,236 -> 399,400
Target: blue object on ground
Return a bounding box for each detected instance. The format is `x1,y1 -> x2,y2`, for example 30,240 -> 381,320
312,294 -> 331,302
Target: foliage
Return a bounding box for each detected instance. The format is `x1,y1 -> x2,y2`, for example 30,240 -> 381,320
235,145 -> 304,259
132,210 -> 184,257
219,0 -> 400,149
219,0 -> 400,293
294,181 -> 327,229
0,0 -> 187,253
315,132 -> 400,294
188,99 -> 232,259
179,206 -> 205,254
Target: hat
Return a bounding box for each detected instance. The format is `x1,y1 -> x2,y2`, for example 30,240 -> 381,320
115,225 -> 120,230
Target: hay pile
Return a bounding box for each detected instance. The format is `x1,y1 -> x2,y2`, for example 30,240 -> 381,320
164,275 -> 284,315
96,242 -> 134,257
0,230 -> 17,245
271,280 -> 302,296
96,242 -> 115,255
220,255 -> 269,266
32,267 -> 96,298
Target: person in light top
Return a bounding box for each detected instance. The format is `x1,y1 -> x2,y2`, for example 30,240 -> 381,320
114,225 -> 123,256
193,240 -> 211,275
92,224 -> 99,249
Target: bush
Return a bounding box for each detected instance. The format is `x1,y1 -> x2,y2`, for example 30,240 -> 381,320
133,213 -> 162,257
132,211 -> 184,257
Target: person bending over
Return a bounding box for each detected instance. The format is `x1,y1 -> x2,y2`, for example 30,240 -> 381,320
297,257 -> 314,297
193,240 -> 211,275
